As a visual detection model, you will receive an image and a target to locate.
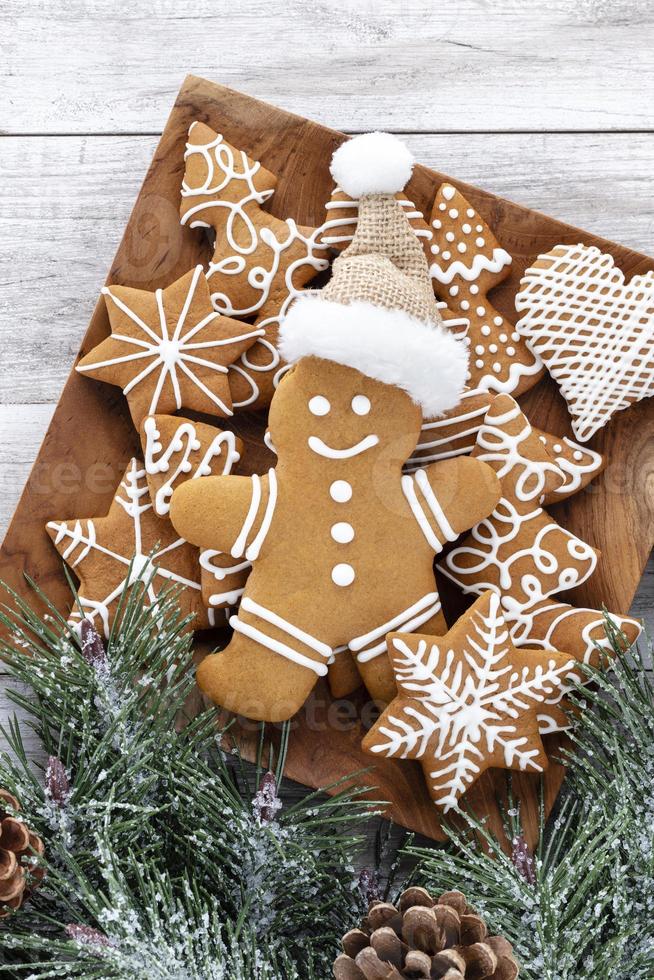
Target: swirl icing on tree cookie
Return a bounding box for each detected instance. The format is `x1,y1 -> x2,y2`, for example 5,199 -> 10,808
439,394 -> 641,730
180,123 -> 330,410
515,243 -> 654,442
46,459 -> 209,637
168,133 -> 501,722
362,591 -> 575,811
77,265 -> 263,427
429,184 -> 544,397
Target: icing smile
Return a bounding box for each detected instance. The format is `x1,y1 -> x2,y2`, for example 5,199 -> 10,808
307,434 -> 379,459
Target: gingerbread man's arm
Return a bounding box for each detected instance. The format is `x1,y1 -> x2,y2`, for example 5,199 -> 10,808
402,456 -> 501,554
170,470 -> 277,562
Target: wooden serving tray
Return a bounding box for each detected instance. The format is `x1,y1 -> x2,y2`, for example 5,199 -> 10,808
1,75 -> 653,846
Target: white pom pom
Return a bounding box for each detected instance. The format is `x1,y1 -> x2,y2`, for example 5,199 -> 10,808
330,132 -> 414,198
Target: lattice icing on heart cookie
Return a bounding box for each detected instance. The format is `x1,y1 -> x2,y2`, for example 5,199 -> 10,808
438,394 -> 641,730
429,183 -> 544,397
77,265 -> 263,427
362,591 -> 575,811
515,243 -> 654,442
46,459 -> 209,637
180,122 -> 330,410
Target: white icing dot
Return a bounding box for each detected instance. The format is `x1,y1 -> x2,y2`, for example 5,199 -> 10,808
309,395 -> 330,416
476,237 -> 485,247
489,344 -> 498,354
449,285 -> 459,297
442,250 -> 451,260
506,346 -> 515,356
461,300 -> 470,311
573,450 -> 584,461
476,224 -> 483,232
481,324 -> 491,336
511,331 -> 520,341
470,284 -> 479,295
494,315 -> 503,326
475,359 -> 484,369
457,243 -> 467,253
431,244 -> 440,255
442,184 -> 456,200
499,333 -> 508,342
448,208 -> 459,219
466,208 -> 475,218
432,218 -> 442,229
332,563 -> 355,587
475,344 -> 485,355
438,203 -> 447,211
462,223 -> 472,234
445,231 -> 455,242
553,444 -> 563,453
492,362 -> 502,373
476,306 -> 486,316
331,522 -> 355,544
351,394 -> 371,416
330,480 -> 352,503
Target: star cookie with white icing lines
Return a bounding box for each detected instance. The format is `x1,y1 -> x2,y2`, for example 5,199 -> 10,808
180,123 -> 330,410
77,265 -> 263,427
46,458 -> 209,637
429,183 -> 544,397
362,590 -> 575,812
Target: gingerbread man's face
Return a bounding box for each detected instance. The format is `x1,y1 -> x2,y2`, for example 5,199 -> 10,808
269,357 -> 422,470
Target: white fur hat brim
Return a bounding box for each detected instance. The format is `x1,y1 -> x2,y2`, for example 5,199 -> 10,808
279,296 -> 469,418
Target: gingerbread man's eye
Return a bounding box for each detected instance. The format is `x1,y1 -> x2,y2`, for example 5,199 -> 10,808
308,395 -> 331,416
351,395 -> 371,416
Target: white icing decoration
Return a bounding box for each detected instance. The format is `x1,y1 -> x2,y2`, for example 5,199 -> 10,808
79,266 -> 264,418
230,596 -> 332,675
406,389 -> 489,468
308,434 -> 379,459
542,435 -> 603,498
430,247 -> 512,286
401,470 -> 458,552
350,592 -> 441,663
309,395 -> 331,416
231,473 -> 261,558
515,243 -> 654,441
351,394 -> 371,416
331,522 -> 355,544
245,469 -> 278,561
330,480 -> 352,503
368,593 -> 574,810
332,563 -> 355,587
442,184 -> 456,201
199,549 -> 251,607
143,416 -> 240,516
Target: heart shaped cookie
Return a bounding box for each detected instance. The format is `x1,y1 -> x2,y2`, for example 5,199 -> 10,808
515,243 -> 654,441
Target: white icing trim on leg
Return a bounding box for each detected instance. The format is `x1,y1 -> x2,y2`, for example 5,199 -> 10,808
230,597 -> 332,675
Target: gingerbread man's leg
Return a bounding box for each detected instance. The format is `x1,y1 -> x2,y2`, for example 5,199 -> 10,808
349,591 -> 447,704
196,595 -> 333,722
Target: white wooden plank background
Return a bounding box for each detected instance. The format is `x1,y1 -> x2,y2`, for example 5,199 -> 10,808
1,0 -> 653,795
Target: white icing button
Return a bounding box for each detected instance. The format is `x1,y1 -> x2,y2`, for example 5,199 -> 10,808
438,202 -> 447,211
476,237 -> 485,247
449,285 -> 459,296
332,563 -> 355,587
466,208 -> 475,218
475,344 -> 485,355
431,244 -> 440,255
489,344 -> 498,354
457,243 -> 467,253
506,346 -> 515,356
492,362 -> 502,373
470,284 -> 479,294
331,522 -> 355,544
462,223 -> 472,234
442,184 -> 456,200
553,443 -> 563,454
433,218 -> 442,229
461,300 -> 470,311
499,333 -> 508,342
476,306 -> 486,316
476,224 -> 483,232
449,208 -> 459,219
442,250 -> 451,260
309,395 -> 330,416
351,394 -> 371,416
481,325 -> 491,336
573,450 -> 583,460
446,231 -> 455,242
494,315 -> 503,326
330,480 -> 352,503
475,358 -> 484,369
511,331 -> 520,341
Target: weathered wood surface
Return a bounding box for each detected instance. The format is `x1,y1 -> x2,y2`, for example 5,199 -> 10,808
1,1 -> 653,134
1,76 -> 652,849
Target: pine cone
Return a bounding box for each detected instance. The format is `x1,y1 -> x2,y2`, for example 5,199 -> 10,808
334,887 -> 519,979
0,789 -> 45,918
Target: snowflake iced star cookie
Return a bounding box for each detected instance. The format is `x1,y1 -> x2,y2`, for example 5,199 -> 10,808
362,591 -> 575,812
515,243 -> 654,442
180,122 -> 330,410
77,265 -> 263,427
429,183 -> 544,397
46,458 -> 209,638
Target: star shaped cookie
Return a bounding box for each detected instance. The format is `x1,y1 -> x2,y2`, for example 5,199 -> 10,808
46,458 -> 209,637
77,265 -> 263,426
362,591 -> 575,811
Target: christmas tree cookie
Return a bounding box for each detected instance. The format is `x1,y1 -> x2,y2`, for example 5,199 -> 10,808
363,591 -> 575,811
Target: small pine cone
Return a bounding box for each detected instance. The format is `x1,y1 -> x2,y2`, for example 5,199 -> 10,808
0,789 -> 45,918
334,886 -> 519,979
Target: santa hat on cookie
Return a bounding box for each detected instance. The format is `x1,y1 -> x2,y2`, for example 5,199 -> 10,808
279,132 -> 469,417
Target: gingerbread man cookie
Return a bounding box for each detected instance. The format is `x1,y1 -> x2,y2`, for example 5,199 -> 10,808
77,266 -> 262,427
363,591 -> 575,811
429,184 -> 544,397
47,458 -> 209,637
180,123 -> 330,410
